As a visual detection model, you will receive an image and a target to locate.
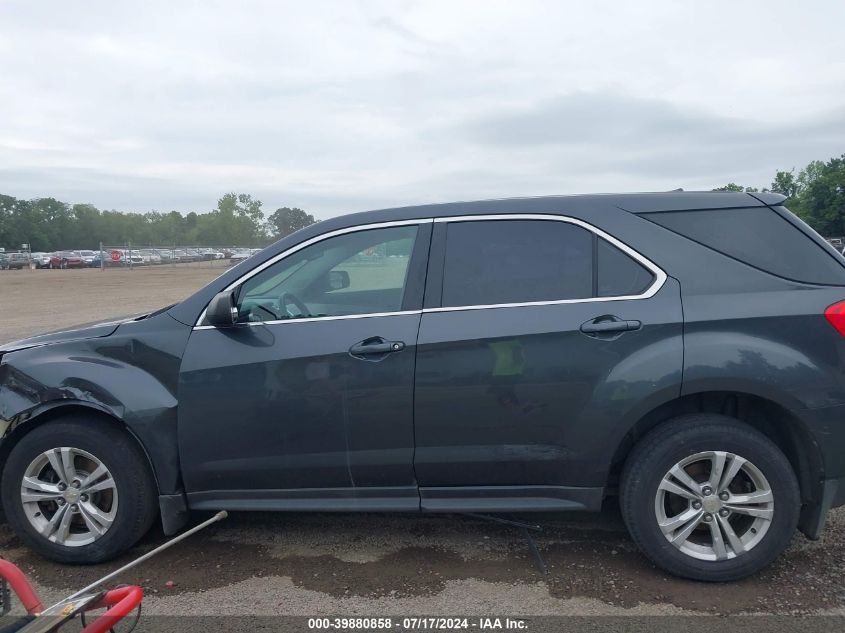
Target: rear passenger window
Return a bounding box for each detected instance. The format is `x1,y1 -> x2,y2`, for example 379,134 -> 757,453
642,207 -> 845,285
441,220 -> 593,306
597,238 -> 654,297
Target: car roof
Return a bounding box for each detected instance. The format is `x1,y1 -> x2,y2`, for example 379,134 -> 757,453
317,190 -> 785,228
406,190 -> 781,213
166,190 -> 786,325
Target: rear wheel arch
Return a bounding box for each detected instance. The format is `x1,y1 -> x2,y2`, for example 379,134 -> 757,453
608,391 -> 822,507
620,414 -> 800,580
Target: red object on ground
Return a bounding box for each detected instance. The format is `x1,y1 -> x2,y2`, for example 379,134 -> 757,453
81,586 -> 144,633
0,558 -> 143,632
0,559 -> 44,614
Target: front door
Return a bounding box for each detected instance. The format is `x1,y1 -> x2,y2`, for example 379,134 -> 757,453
178,220 -> 431,511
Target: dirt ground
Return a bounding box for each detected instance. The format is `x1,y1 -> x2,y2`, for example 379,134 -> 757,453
0,265 -> 225,344
1,266 -> 845,620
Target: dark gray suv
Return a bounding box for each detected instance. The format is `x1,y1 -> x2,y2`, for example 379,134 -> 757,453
2,191 -> 844,581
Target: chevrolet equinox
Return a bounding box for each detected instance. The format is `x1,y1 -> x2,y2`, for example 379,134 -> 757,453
2,191 -> 844,582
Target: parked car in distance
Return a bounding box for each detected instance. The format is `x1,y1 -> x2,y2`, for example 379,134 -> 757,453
48,251 -> 84,269
173,249 -> 193,263
228,249 -> 252,265
154,249 -> 174,263
4,252 -> 29,270
123,250 -> 145,266
0,253 -> 7,270
77,250 -> 97,267
30,252 -> 52,269
137,249 -> 162,265
4,191 -> 845,583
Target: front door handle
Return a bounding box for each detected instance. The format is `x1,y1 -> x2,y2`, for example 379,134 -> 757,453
580,316 -> 642,337
349,336 -> 405,359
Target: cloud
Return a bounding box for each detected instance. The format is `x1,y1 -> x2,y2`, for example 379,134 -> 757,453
0,0 -> 843,216
461,92 -> 845,150
450,91 -> 845,190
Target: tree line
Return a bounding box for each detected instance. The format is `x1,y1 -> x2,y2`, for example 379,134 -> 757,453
713,153 -> 845,237
2,152 -> 844,252
0,192 -> 317,252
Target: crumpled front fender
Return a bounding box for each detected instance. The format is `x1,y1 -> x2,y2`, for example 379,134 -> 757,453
0,314 -> 192,496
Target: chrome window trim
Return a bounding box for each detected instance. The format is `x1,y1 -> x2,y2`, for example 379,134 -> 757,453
193,309 -> 423,330
194,219 -> 433,327
193,213 -> 667,328
425,214 -> 667,313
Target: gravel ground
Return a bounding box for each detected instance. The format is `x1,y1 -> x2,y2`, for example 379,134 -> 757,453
2,508 -> 845,618
2,266 -> 845,623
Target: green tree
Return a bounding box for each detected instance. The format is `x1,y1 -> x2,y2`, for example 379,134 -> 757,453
792,155 -> 845,236
0,194 -> 16,248
771,170 -> 800,199
69,204 -> 102,248
197,193 -> 268,246
0,193 -> 295,251
712,183 -> 759,192
267,206 -> 316,238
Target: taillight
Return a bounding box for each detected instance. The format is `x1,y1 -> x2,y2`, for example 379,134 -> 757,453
824,300 -> 845,337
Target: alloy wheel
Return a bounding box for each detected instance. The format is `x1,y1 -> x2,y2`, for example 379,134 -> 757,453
20,447 -> 118,547
654,450 -> 774,561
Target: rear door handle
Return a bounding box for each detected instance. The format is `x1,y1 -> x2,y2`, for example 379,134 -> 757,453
349,336 -> 405,358
580,316 -> 642,336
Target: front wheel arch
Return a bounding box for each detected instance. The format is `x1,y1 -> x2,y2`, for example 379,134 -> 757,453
1,403 -> 161,498
1,413 -> 159,562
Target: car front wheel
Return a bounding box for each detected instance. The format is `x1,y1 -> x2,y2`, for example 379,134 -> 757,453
620,414 -> 800,581
1,416 -> 158,564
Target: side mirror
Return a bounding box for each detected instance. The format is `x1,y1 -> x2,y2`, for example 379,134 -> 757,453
327,270 -> 351,291
206,291 -> 238,327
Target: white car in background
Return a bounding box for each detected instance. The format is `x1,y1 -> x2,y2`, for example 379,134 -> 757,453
229,249 -> 252,265
77,250 -> 97,267
199,248 -> 225,260
30,252 -> 52,268
154,249 -> 174,263
119,250 -> 145,266
138,249 -> 162,265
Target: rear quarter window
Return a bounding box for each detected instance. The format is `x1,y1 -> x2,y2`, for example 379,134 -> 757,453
597,238 -> 654,297
641,206 -> 845,285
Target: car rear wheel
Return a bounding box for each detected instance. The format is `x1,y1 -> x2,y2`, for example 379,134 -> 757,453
620,414 -> 800,581
1,416 -> 158,564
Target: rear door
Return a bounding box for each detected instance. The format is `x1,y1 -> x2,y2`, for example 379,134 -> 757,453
413,214 -> 683,511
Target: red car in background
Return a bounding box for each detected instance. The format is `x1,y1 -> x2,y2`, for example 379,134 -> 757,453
48,251 -> 85,269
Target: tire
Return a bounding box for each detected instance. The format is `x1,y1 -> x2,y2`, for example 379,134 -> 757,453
1,416 -> 158,564
620,414 -> 800,581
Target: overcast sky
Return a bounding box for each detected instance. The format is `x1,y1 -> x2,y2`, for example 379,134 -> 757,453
1,0 -> 844,219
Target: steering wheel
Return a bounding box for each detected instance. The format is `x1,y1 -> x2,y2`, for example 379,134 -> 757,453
280,292 -> 310,319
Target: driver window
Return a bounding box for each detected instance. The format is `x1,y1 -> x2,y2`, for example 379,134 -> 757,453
236,225 -> 418,322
